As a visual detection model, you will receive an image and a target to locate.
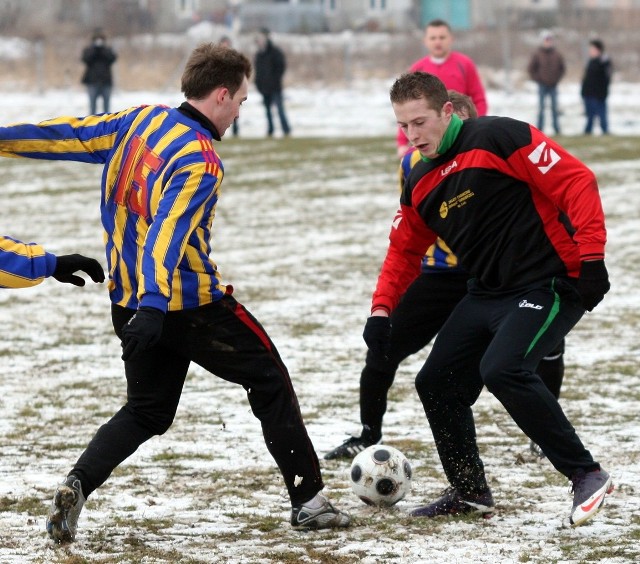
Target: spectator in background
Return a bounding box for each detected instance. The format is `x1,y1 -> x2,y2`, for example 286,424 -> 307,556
81,29 -> 117,115
254,27 -> 291,137
396,19 -> 487,157
581,39 -> 612,135
219,36 -> 239,137
528,30 -> 565,135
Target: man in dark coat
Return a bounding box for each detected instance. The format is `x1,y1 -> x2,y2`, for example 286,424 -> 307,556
81,29 -> 117,115
254,28 -> 291,137
581,39 -> 613,135
528,30 -> 565,135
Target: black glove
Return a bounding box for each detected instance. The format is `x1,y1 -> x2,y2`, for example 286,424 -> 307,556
52,254 -> 105,286
577,259 -> 610,311
363,315 -> 392,361
121,307 -> 165,361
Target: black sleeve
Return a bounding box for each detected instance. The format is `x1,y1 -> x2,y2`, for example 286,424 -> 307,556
274,48 -> 286,77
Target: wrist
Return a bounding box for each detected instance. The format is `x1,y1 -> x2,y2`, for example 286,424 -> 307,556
138,293 -> 169,313
580,259 -> 607,278
370,307 -> 390,317
46,253 -> 58,277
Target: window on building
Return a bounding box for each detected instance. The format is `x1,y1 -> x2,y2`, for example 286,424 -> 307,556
369,0 -> 387,10
175,0 -> 200,18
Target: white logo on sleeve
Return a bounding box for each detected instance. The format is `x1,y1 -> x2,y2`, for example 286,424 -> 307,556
391,209 -> 402,229
528,141 -> 560,174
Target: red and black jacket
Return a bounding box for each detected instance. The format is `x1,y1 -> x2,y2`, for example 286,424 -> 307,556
373,116 -> 607,314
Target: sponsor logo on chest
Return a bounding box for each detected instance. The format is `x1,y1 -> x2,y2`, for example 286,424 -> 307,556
439,189 -> 475,218
441,160 -> 458,176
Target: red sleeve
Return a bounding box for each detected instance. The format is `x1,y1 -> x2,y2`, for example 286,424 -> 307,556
508,126 -> 606,263
372,205 -> 437,313
462,59 -> 488,116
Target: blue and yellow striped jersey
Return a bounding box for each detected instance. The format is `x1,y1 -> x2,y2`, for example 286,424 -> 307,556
399,148 -> 461,272
0,235 -> 55,288
0,105 -> 227,311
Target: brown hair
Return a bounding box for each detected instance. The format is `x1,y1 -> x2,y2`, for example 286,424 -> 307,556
426,18 -> 452,32
389,72 -> 449,112
181,43 -> 252,100
448,89 -> 478,119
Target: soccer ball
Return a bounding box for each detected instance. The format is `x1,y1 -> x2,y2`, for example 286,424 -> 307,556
349,444 -> 412,507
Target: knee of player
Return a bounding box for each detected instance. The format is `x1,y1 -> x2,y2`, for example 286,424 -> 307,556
149,416 -> 175,436
363,355 -> 399,379
132,408 -> 177,436
414,369 -> 441,402
246,373 -> 294,413
481,363 -> 527,395
482,369 -> 506,394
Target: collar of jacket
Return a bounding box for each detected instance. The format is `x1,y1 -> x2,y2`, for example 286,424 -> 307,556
421,113 -> 463,163
177,101 -> 221,141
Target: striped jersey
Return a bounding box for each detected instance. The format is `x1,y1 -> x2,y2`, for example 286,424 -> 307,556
0,235 -> 56,288
399,148 -> 461,272
374,116 -> 607,314
0,104 -> 227,312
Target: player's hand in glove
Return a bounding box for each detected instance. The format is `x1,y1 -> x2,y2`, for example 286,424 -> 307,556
52,254 -> 105,286
577,259 -> 610,311
121,307 -> 165,361
363,314 -> 392,362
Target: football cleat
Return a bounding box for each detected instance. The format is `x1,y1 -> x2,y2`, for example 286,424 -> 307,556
411,486 -> 495,519
291,497 -> 351,529
324,435 -> 381,461
569,468 -> 613,526
46,474 -> 86,543
529,440 -> 546,459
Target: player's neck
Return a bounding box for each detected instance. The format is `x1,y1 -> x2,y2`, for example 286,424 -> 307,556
430,54 -> 450,64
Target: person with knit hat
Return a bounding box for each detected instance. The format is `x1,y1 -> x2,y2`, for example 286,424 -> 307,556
581,38 -> 613,135
528,30 -> 566,135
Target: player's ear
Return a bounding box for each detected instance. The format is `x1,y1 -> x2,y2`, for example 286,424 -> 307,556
442,100 -> 454,118
216,87 -> 229,104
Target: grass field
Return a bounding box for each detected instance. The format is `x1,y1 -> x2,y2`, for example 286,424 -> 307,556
0,133 -> 638,563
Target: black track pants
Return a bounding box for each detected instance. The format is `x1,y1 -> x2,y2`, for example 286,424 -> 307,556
72,296 -> 323,506
359,271 -> 469,440
415,278 -> 598,493
359,272 -> 566,442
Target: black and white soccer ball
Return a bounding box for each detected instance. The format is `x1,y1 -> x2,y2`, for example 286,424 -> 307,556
349,444 -> 412,507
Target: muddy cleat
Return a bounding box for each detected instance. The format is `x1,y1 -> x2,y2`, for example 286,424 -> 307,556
291,497 -> 351,529
324,435 -> 381,461
46,475 -> 86,543
411,486 -> 495,519
569,468 -> 613,526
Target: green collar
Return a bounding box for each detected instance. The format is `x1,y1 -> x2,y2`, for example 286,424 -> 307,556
421,113 -> 463,162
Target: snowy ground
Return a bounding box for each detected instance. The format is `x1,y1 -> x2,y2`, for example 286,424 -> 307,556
3,78 -> 640,139
0,81 -> 639,563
